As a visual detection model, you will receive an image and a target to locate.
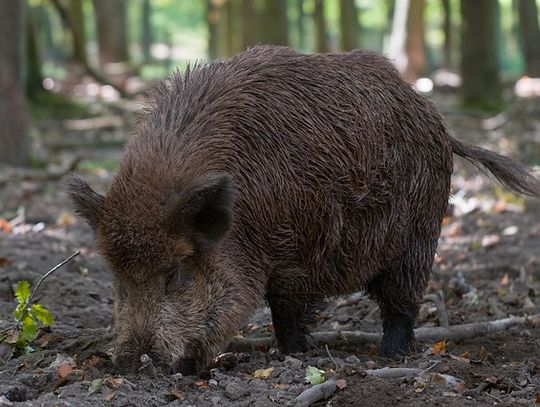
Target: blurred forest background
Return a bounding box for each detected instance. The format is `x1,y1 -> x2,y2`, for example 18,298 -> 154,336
0,0 -> 540,167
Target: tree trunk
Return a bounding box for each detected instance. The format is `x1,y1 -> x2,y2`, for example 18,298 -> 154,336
67,0 -> 86,64
241,0 -> 256,50
339,0 -> 359,51
141,0 -> 152,62
207,0 -> 220,59
26,4 -> 43,99
261,0 -> 288,46
297,0 -> 306,50
460,0 -> 502,110
441,0 -> 451,68
404,0 -> 426,80
0,0 -> 27,166
313,0 -> 328,52
517,0 -> 540,76
92,0 -> 129,66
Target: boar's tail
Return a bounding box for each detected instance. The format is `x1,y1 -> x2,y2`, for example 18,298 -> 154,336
450,136 -> 540,197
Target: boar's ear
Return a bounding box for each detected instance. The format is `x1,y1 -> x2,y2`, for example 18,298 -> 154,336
62,174 -> 105,230
169,174 -> 234,251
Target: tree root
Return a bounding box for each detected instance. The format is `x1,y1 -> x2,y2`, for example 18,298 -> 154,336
228,314 -> 540,352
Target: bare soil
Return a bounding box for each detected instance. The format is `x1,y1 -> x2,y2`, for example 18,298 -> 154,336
0,92 -> 539,406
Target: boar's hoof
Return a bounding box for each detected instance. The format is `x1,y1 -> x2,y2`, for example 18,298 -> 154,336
277,333 -> 313,354
379,315 -> 416,359
173,358 -> 197,375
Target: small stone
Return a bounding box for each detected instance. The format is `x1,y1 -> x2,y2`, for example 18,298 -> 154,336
224,381 -> 249,400
279,370 -> 294,384
284,356 -> 303,369
365,360 -> 378,369
208,379 -> 218,387
345,355 -> 360,364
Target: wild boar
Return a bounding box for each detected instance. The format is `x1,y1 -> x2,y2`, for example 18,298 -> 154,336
65,45 -> 540,375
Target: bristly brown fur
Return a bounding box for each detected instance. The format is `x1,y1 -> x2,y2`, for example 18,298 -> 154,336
64,45 -> 539,373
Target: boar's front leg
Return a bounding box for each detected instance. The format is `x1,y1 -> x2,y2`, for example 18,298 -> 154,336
267,295 -> 317,354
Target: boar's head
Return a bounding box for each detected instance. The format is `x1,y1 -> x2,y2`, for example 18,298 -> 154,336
64,172 -> 242,375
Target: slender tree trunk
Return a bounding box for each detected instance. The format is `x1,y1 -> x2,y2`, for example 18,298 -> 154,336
460,0 -> 502,110
313,0 -> 328,52
517,0 -> 540,76
297,0 -> 306,50
67,0 -> 86,64
26,5 -> 43,98
241,0 -> 256,50
441,0 -> 451,68
141,0 -> 152,62
404,0 -> 426,80
339,0 -> 359,51
92,0 -> 129,65
0,0 -> 27,166
261,0 -> 288,45
207,0 -> 220,59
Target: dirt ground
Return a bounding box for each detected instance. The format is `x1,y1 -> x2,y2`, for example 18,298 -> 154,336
0,90 -> 539,406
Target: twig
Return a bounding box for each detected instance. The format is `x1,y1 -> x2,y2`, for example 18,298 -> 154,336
289,378 -> 337,407
15,251 -> 80,328
424,292 -> 450,328
228,314 -> 540,352
324,344 -> 339,372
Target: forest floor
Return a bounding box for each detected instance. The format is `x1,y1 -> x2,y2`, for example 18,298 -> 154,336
0,89 -> 539,406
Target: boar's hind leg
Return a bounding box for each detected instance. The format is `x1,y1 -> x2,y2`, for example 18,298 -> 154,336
367,240 -> 434,358
267,296 -> 318,354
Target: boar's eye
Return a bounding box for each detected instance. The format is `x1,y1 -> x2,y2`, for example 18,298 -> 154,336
165,267 -> 188,293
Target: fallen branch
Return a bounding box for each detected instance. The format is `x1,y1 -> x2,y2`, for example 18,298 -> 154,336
228,314 -> 540,352
289,378 -> 337,407
0,156 -> 81,187
365,367 -> 420,378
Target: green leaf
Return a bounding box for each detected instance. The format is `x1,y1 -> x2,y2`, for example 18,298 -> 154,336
20,315 -> 38,342
15,281 -> 31,304
31,304 -> 54,325
89,378 -> 103,394
305,366 -> 326,385
12,303 -> 27,320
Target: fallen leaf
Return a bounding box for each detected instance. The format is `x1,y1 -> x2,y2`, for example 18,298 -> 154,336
105,390 -> 117,401
0,219 -> 12,233
479,346 -> 490,362
273,383 -> 288,390
56,212 -> 76,226
305,366 -> 326,385
104,377 -> 124,389
193,380 -> 208,388
500,273 -> 510,286
57,362 -> 73,378
432,340 -> 447,355
89,378 -> 103,394
170,386 -> 185,400
0,257 -> 12,267
336,379 -> 348,389
253,367 -> 274,379
485,376 -> 497,384
460,351 -> 470,359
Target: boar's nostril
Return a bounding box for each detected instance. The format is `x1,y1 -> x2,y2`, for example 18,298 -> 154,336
174,358 -> 196,375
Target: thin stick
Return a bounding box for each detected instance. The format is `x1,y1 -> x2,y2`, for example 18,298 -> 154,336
15,251 -> 81,329
26,251 -> 80,306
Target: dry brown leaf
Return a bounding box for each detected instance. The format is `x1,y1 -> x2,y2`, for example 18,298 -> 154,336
479,346 -> 490,362
432,340 -> 447,355
500,273 -> 510,286
253,367 -> 273,379
105,390 -> 117,401
336,379 -> 348,390
57,362 -> 73,379
273,383 -> 288,390
0,219 -> 12,233
56,212 -> 76,226
485,376 -> 497,384
104,377 -> 124,389
170,387 -> 185,400
450,354 -> 470,364
193,380 -> 208,388
0,257 -> 12,267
